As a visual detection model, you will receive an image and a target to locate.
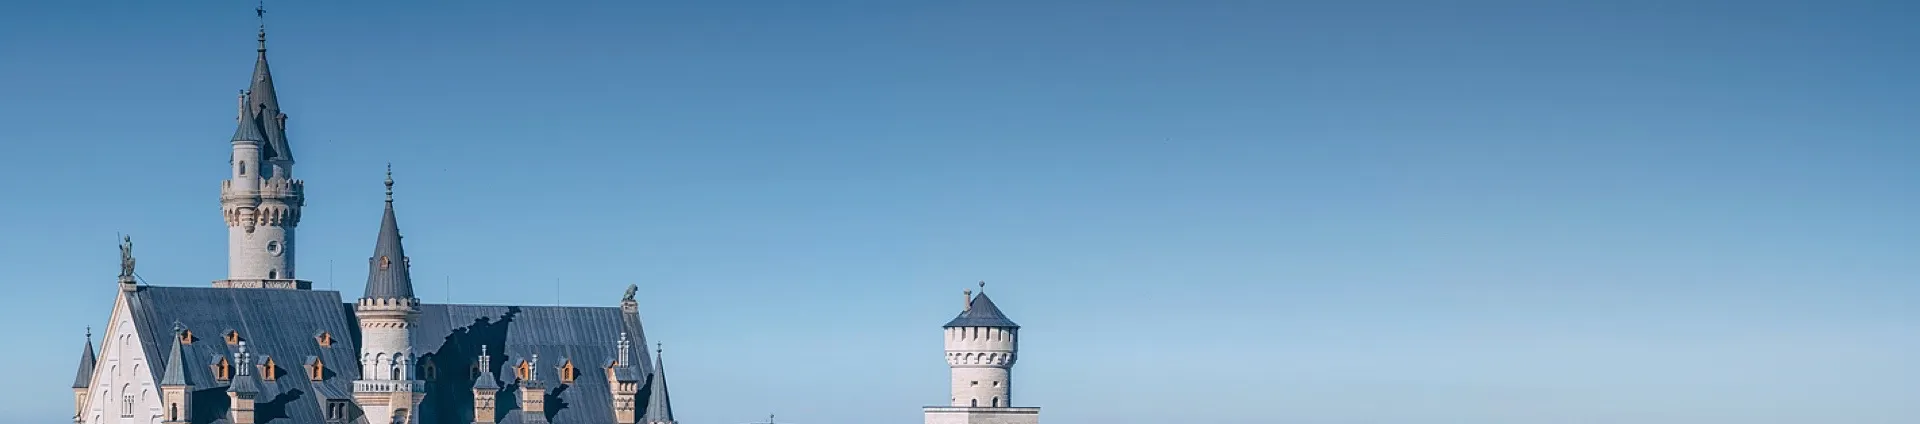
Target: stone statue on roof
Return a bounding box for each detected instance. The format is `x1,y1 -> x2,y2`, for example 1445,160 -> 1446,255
119,235 -> 136,279
623,284 -> 638,303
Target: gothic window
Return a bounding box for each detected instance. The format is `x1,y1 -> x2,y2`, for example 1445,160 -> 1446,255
239,161 -> 247,176
120,393 -> 133,417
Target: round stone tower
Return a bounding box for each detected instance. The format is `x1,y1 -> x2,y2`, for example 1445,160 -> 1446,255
217,27 -> 306,289
942,285 -> 1020,408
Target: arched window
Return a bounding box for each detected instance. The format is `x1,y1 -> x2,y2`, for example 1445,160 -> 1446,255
239,161 -> 247,176
992,397 -> 1000,407
267,270 -> 276,279
970,398 -> 978,407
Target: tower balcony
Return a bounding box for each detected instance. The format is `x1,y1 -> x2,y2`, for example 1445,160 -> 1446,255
353,380 -> 425,393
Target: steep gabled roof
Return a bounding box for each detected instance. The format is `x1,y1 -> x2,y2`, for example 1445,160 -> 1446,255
72,333 -> 96,388
943,292 -> 1020,328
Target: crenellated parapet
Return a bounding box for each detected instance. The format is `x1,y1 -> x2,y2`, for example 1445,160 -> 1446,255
945,351 -> 1016,367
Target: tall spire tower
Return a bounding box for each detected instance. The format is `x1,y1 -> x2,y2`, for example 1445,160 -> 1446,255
217,4 -> 308,289
353,166 -> 426,424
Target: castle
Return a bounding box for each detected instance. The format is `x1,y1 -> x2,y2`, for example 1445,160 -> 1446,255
66,15 -> 1042,424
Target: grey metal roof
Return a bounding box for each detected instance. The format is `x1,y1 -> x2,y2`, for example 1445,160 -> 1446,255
231,113 -> 267,142
160,332 -> 190,386
246,28 -> 293,162
642,347 -> 674,423
127,286 -> 362,424
126,283 -> 668,424
943,292 -> 1020,328
361,193 -> 414,300
409,302 -> 656,424
72,334 -> 96,388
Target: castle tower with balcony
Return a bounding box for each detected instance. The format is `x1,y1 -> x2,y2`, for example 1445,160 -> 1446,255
924,283 -> 1041,424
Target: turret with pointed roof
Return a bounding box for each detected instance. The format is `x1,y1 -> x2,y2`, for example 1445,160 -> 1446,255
71,330 -> 95,389
363,166 -> 415,300
643,343 -> 676,424
352,167 -> 427,423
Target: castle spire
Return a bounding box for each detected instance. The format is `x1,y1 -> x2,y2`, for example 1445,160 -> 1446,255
71,328 -> 95,389
643,343 -> 676,424
160,325 -> 190,386
363,167 -> 414,300
246,1 -> 291,162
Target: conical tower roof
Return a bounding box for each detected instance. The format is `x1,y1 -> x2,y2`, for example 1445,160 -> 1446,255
362,167 -> 414,299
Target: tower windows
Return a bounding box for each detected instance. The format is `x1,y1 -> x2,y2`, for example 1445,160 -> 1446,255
268,270 -> 277,279
239,161 -> 247,176
971,398 -> 978,407
993,397 -> 1000,407
971,381 -> 978,387
266,241 -> 282,256
120,392 -> 133,417
325,400 -> 349,421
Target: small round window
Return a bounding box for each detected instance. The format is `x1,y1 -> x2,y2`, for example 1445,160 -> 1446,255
266,241 -> 282,256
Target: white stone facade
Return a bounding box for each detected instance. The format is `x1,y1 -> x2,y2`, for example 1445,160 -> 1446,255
81,295 -> 163,424
944,326 -> 1017,407
221,137 -> 302,283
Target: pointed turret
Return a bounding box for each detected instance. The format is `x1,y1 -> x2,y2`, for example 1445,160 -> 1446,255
71,329 -> 95,389
643,343 -> 676,424
160,329 -> 190,386
246,26 -> 292,162
943,292 -> 1020,328
363,166 -> 414,300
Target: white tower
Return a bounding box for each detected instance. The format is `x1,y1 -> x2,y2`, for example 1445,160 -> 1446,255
352,168 -> 426,423
924,283 -> 1041,424
216,26 -> 308,289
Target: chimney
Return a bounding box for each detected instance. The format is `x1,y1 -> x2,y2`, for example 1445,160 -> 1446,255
963,289 -> 973,312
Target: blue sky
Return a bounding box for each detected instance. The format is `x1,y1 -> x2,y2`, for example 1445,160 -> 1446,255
2,1 -> 1916,423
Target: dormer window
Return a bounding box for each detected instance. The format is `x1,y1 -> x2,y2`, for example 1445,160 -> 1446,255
212,356 -> 232,381
558,359 -> 577,384
260,356 -> 279,381
308,358 -> 325,381
179,330 -> 194,345
378,256 -> 391,270
315,331 -> 333,347
514,360 -> 532,381
223,330 -> 242,345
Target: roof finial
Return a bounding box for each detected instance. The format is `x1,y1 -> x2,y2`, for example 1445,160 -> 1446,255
85,326 -> 91,341
383,163 -> 395,203
479,345 -> 490,369
255,1 -> 268,52
979,280 -> 986,292
656,342 -> 663,355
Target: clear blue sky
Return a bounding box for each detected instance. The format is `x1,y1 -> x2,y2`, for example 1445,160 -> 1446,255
2,1 -> 1916,423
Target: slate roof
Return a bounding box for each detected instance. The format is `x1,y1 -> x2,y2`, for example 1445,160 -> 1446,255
127,286 -> 361,424
231,112 -> 267,142
72,335 -> 96,388
411,303 -> 654,424
160,332 -> 190,386
943,292 -> 1020,328
642,347 -> 675,423
246,28 -> 293,162
125,285 -> 666,424
362,185 -> 414,299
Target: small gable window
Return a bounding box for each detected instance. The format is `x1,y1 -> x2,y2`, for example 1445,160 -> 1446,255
308,358 -> 325,381
259,356 -> 279,381
515,360 -> 532,382
212,356 -> 232,381
559,359 -> 577,384
378,256 -> 391,270
223,330 -> 242,345
315,331 -> 333,347
179,329 -> 194,345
